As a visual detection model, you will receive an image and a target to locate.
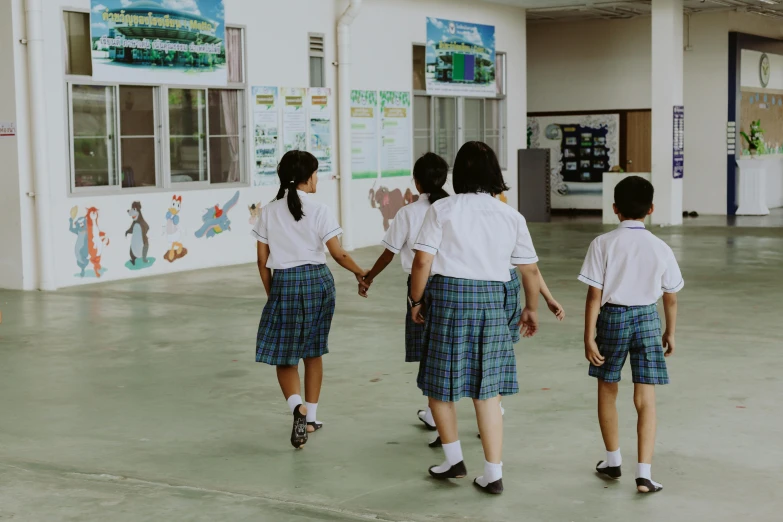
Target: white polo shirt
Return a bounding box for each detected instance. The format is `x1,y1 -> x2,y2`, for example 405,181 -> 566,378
382,194 -> 431,274
413,193 -> 538,282
251,190 -> 342,270
578,220 -> 684,306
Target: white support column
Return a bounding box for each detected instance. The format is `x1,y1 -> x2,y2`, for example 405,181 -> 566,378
651,0 -> 684,226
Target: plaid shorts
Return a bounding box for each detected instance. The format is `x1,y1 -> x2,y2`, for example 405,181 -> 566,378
505,269 -> 522,344
589,304 -> 669,385
418,275 -> 518,402
404,275 -> 431,363
256,264 -> 336,366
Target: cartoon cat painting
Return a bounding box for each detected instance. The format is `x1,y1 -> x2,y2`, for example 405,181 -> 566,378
195,191 -> 240,239
248,202 -> 262,225
165,195 -> 187,263
125,201 -> 154,269
85,207 -> 109,278
69,206 -> 90,277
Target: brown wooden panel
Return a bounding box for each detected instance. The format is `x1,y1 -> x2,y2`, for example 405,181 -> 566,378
625,110 -> 651,173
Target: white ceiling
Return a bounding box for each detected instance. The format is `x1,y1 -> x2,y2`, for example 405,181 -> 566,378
480,0 -> 783,21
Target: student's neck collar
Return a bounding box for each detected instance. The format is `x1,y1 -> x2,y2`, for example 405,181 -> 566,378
618,219 -> 646,229
295,188 -> 311,196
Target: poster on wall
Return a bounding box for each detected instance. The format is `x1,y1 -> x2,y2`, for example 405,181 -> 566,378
425,17 -> 496,97
308,88 -> 334,178
252,86 -> 279,187
673,106 -> 684,179
351,90 -> 379,179
282,88 -> 307,153
90,0 -> 227,86
528,114 -> 620,210
379,91 -> 412,178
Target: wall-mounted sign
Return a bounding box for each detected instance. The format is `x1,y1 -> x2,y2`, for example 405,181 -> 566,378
673,106 -> 684,179
760,53 -> 771,88
90,0 -> 226,86
426,17 -> 496,97
0,121 -> 15,137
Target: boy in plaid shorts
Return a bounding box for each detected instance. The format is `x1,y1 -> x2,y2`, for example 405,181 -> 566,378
578,176 -> 683,494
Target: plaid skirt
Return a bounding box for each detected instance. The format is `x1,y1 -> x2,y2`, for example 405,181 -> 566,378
418,275 -> 519,402
256,264 -> 336,366
405,275 -> 430,362
505,269 -> 522,344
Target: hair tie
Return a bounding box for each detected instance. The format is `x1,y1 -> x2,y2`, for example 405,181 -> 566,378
289,180 -> 295,185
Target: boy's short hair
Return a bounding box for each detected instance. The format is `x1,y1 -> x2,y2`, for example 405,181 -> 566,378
614,176 -> 654,219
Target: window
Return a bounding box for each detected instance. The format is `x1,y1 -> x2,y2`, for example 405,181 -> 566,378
411,45 -> 507,168
64,19 -> 248,192
309,33 -> 325,88
63,11 -> 92,76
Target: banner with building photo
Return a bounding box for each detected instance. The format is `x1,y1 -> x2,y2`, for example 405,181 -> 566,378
308,88 -> 334,179
252,86 -> 279,187
90,0 -> 227,86
379,91 -> 412,178
351,90 -> 379,179
282,87 -> 307,153
528,114 -> 620,210
426,17 -> 496,97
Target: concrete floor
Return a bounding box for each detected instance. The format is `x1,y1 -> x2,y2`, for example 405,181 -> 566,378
1,222 -> 782,521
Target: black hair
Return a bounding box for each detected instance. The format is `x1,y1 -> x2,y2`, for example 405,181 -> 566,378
452,141 -> 509,195
275,150 -> 319,221
413,152 -> 449,204
614,175 -> 654,219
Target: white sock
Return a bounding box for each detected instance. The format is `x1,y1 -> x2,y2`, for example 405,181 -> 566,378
418,407 -> 436,427
287,394 -> 303,414
431,440 -> 463,473
636,463 -> 661,486
597,449 -> 622,469
475,461 -> 503,487
305,402 -> 318,423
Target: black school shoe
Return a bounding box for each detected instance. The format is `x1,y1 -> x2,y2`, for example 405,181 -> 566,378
595,460 -> 622,479
417,410 -> 437,431
290,405 -> 308,449
473,478 -> 504,495
428,436 -> 442,448
636,478 -> 663,493
428,461 -> 467,479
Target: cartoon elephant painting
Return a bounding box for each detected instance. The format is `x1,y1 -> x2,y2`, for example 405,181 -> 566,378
369,187 -> 418,231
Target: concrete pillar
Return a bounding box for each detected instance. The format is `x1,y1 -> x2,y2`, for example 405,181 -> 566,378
651,0 -> 683,226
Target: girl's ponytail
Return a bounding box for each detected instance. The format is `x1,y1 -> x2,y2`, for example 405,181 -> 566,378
413,152 -> 450,204
276,150 -> 320,222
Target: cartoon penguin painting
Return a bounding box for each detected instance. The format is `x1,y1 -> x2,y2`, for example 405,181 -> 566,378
125,201 -> 155,270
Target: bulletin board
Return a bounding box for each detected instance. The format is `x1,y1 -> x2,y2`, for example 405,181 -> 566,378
740,88 -> 783,154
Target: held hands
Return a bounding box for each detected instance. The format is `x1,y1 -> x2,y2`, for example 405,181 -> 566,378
519,307 -> 539,338
663,330 -> 675,357
584,337 -> 605,366
356,271 -> 371,298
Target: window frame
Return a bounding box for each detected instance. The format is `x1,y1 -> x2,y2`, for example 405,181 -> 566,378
411,45 -> 508,170
62,10 -> 250,196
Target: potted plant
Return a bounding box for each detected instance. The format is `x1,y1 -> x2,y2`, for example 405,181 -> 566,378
740,120 -> 765,156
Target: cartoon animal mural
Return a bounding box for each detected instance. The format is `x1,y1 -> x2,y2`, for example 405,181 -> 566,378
165,195 -> 187,263
125,201 -> 155,270
248,202 -> 263,225
86,206 -> 110,278
69,206 -> 90,277
195,191 -> 240,239
369,187 -> 418,231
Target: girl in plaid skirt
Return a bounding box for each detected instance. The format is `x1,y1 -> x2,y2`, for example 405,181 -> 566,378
359,153 -> 450,432
409,141 -> 544,495
253,151 -> 368,449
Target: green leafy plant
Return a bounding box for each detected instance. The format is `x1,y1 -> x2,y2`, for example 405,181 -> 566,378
740,119 -> 765,153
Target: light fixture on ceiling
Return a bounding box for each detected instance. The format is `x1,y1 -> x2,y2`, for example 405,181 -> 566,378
758,0 -> 779,5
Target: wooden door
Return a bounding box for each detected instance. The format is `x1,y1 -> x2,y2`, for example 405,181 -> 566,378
625,110 -> 652,173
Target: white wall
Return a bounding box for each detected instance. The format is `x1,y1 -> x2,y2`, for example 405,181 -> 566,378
347,0 -> 527,248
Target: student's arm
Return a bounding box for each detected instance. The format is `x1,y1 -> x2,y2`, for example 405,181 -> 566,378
409,250 -> 434,324
360,249 -> 396,296
256,242 -> 272,297
517,263 -> 541,337
538,271 -> 565,321
584,286 -> 605,366
326,236 -> 367,281
662,292 -> 678,357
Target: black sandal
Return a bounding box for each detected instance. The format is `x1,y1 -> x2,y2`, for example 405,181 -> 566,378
636,478 -> 663,493
417,410 -> 437,431
473,478 -> 504,495
428,436 -> 442,448
290,405 -> 308,449
428,461 -> 467,480
307,421 -> 323,432
595,461 -> 622,479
